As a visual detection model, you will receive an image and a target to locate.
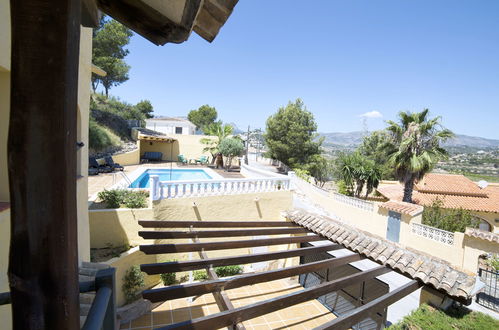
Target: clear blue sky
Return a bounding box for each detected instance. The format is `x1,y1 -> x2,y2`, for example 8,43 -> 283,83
110,0 -> 499,139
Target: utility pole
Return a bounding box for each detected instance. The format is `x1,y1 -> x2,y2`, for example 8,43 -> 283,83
245,125 -> 250,165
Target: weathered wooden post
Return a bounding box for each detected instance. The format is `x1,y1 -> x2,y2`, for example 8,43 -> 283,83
8,0 -> 81,328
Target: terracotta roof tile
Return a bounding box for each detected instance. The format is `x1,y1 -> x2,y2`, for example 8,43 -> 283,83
465,228 -> 499,243
416,173 -> 486,196
286,209 -> 476,302
380,200 -> 424,216
378,179 -> 499,213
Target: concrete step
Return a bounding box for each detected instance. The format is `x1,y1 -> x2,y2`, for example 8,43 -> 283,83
80,315 -> 87,328
80,303 -> 92,316
79,274 -> 95,282
81,261 -> 110,270
79,267 -> 98,277
79,293 -> 95,305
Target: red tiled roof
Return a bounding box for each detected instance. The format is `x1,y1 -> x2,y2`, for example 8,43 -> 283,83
380,200 -> 424,216
465,228 -> 499,243
377,177 -> 499,214
415,173 -> 486,197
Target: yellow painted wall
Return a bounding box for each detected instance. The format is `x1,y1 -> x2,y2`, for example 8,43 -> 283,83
89,208 -> 154,248
76,27 -> 93,263
153,191 -> 293,221
89,192 -> 293,306
462,235 -> 499,273
139,135 -> 216,162
111,147 -> 141,166
0,209 -> 11,330
0,0 -> 10,71
0,72 -> 9,202
295,178 -> 498,274
104,247 -> 160,307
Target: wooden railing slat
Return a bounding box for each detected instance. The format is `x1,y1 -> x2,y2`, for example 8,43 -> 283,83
141,244 -> 343,274
140,235 -> 323,254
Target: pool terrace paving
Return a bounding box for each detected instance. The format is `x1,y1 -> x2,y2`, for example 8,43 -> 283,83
88,162 -> 243,199
121,278 -> 336,330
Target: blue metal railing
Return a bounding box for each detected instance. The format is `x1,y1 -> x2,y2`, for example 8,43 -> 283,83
0,267 -> 116,330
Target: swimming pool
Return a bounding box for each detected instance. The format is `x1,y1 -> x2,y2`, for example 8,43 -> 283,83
129,169 -> 219,188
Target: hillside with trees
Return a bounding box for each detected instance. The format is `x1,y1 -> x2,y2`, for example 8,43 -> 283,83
89,17 -> 155,155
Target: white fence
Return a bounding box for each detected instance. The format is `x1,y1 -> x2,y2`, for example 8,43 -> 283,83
150,176 -> 291,200
332,192 -> 375,212
411,222 -> 455,245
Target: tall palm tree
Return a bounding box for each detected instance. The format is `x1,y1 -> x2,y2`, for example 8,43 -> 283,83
386,109 -> 454,203
201,122 -> 233,164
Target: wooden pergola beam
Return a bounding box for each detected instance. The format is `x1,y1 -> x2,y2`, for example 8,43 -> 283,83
8,0 -> 81,328
160,266 -> 392,330
141,244 -> 343,274
190,230 -> 245,330
140,235 -> 324,254
143,254 -> 364,302
314,280 -> 422,330
139,227 -> 309,239
139,220 -> 300,228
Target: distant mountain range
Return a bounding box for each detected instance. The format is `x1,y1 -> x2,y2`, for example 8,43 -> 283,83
319,131 -> 499,150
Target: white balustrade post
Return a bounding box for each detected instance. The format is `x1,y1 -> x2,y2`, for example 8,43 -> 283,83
287,171 -> 296,190
149,175 -> 160,201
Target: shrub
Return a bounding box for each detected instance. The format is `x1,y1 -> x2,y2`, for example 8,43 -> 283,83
422,200 -> 479,233
123,190 -> 148,208
193,270 -> 208,281
98,189 -> 126,208
294,168 -> 311,182
486,254 -> 499,272
89,118 -> 121,152
336,179 -> 351,196
122,266 -> 145,304
215,265 -> 242,277
98,189 -> 148,208
160,272 -> 176,286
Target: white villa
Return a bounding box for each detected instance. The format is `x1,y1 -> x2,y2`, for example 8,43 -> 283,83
145,117 -> 198,135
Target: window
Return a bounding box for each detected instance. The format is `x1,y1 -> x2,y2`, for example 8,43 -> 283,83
175,127 -> 182,134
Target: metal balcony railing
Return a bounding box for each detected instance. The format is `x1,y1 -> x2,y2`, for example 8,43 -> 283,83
0,268 -> 116,330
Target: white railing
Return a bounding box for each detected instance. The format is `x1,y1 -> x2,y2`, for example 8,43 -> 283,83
332,192 -> 374,212
149,176 -> 291,200
411,222 -> 454,245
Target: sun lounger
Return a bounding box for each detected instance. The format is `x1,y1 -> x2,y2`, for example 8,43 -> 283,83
89,157 -> 113,173
104,156 -> 124,171
194,155 -> 209,165
177,154 -> 188,165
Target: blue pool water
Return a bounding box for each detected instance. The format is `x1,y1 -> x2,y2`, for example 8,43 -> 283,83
129,169 -> 213,188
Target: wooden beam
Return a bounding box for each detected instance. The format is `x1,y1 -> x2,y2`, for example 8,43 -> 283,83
190,230 -> 245,330
139,227 -> 310,239
139,220 -> 299,228
160,266 -> 392,330
140,235 -> 324,254
97,0 -> 192,45
314,280 -> 422,330
141,244 -> 343,274
81,0 -> 100,27
143,254 -> 364,302
8,0 -> 81,328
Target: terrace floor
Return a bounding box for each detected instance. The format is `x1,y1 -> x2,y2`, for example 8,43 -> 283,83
87,162 -> 244,199
121,278 -> 336,330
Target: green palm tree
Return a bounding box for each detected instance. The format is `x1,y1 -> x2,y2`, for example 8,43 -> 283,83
386,109 -> 454,203
201,122 -> 234,164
